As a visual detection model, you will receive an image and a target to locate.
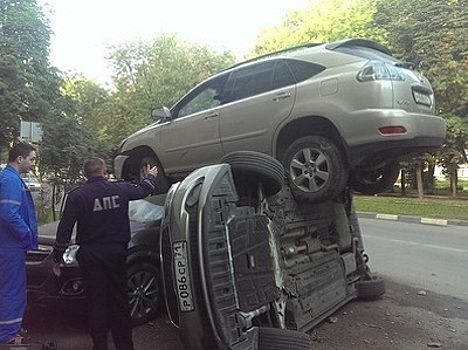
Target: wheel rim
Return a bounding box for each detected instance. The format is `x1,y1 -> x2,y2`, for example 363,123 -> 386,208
289,147 -> 330,192
128,269 -> 160,321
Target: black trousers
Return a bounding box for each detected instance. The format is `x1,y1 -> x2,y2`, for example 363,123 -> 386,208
77,244 -> 134,350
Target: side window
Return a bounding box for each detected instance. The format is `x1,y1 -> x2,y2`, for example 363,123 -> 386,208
285,59 -> 326,83
272,60 -> 296,90
227,61 -> 276,103
175,74 -> 228,118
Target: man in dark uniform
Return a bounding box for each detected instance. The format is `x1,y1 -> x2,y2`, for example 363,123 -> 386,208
52,157 -> 159,350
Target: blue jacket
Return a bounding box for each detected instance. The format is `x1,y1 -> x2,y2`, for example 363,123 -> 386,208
0,165 -> 38,251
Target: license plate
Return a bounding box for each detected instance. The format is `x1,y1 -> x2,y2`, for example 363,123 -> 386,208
173,241 -> 194,311
413,90 -> 432,106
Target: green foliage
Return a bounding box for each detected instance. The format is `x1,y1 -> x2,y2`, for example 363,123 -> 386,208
374,0 -> 467,118
38,92 -> 91,187
438,116 -> 468,166
252,0 -> 387,55
60,77 -> 114,157
0,0 -> 60,150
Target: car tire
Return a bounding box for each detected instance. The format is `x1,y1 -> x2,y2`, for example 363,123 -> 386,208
356,277 -> 386,300
140,156 -> 170,194
282,136 -> 348,203
127,262 -> 164,326
220,151 -> 284,197
349,161 -> 400,195
257,327 -> 311,350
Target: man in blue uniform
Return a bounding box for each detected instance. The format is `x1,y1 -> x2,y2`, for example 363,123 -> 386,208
0,142 -> 38,345
52,157 -> 159,350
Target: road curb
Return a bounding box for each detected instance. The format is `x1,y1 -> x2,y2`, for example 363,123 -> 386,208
357,212 -> 468,227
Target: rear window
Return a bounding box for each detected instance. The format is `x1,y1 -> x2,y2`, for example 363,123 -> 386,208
285,59 -> 325,82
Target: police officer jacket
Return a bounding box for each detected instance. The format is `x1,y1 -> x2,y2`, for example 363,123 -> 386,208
0,165 -> 38,251
53,175 -> 156,261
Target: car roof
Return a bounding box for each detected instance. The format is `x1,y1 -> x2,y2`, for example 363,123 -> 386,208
223,39 -> 391,72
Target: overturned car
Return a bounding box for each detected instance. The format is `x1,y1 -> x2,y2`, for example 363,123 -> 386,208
160,151 -> 384,350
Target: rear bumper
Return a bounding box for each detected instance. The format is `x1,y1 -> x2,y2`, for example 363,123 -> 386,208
340,109 -> 446,163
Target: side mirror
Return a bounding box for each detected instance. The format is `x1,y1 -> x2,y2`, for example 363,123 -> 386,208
151,106 -> 171,124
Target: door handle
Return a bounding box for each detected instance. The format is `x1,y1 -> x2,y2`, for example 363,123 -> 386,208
204,112 -> 219,119
272,92 -> 291,102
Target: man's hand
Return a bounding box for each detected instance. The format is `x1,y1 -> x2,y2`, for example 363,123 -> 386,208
53,262 -> 62,277
146,164 -> 158,178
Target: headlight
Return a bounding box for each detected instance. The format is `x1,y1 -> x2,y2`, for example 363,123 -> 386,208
62,245 -> 79,266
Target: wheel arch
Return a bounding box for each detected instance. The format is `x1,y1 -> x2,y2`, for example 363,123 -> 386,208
275,116 -> 348,162
126,246 -> 161,269
121,146 -> 164,181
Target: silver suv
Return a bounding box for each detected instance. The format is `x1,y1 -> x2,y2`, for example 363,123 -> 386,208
114,39 -> 446,203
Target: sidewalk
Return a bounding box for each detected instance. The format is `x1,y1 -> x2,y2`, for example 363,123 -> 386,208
358,211 -> 468,227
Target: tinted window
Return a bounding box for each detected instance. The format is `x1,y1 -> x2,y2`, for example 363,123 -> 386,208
228,61 -> 275,102
272,60 -> 296,90
285,59 -> 326,83
175,74 -> 229,118
225,60 -> 296,103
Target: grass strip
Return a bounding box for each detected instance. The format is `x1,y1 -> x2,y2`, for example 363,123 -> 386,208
354,194 -> 468,221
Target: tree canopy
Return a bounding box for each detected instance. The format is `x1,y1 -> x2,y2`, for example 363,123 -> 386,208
251,0 -> 387,56
0,0 -> 60,151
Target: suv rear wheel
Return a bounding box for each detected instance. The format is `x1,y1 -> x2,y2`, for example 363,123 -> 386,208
282,136 -> 348,203
349,160 -> 400,195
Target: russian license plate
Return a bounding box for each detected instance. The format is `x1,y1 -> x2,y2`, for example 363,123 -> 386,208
173,241 -> 194,311
413,90 -> 432,106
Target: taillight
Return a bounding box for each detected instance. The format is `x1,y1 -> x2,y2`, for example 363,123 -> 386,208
378,126 -> 407,135
357,61 -> 406,82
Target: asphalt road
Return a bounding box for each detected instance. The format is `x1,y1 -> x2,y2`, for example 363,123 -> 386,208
360,218 -> 468,302
21,218 -> 468,349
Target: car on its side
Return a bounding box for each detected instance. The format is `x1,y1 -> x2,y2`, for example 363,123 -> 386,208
114,38 -> 446,204
26,195 -> 166,326
160,151 -> 384,350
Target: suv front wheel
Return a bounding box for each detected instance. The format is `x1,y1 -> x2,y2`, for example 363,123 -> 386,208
282,136 -> 348,203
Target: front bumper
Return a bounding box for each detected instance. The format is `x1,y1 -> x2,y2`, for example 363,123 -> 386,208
113,154 -> 129,179
162,164 -> 273,350
26,248 -> 85,304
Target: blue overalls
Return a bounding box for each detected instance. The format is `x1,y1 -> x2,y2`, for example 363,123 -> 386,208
0,165 -> 38,343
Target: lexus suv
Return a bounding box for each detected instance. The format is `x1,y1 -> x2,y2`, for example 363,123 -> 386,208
114,38 -> 446,203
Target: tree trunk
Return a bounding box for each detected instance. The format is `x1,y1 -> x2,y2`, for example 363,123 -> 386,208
401,169 -> 407,197
426,161 -> 435,195
416,163 -> 424,199
450,163 -> 458,198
